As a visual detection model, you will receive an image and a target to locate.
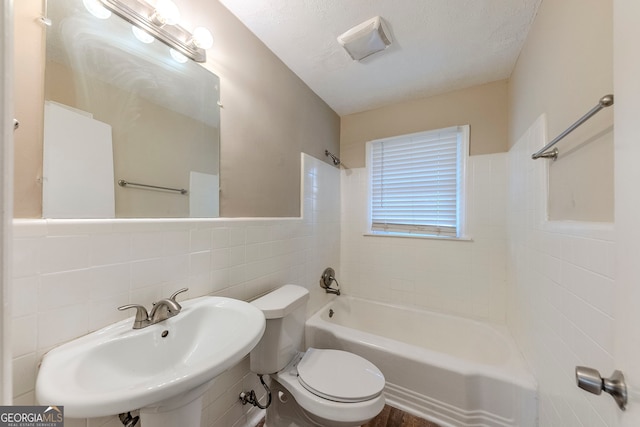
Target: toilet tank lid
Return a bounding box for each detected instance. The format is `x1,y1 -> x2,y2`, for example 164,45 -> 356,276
251,285 -> 310,319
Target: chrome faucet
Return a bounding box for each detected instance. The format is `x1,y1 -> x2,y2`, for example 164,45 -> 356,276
118,288 -> 188,329
149,289 -> 187,323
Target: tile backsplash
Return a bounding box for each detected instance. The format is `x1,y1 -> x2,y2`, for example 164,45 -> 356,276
11,154 -> 340,427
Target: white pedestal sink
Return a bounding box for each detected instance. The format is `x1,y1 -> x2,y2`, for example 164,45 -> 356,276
36,296 -> 266,426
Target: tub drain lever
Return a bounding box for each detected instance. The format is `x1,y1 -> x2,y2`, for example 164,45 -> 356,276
575,366 -> 627,410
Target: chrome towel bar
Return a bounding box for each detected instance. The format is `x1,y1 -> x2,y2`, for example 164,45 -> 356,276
118,179 -> 188,195
532,94 -> 614,160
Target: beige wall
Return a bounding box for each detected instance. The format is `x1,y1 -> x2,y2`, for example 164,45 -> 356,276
184,0 -> 340,218
509,0 -> 613,221
340,80 -> 509,168
13,0 -> 340,218
13,0 -> 44,218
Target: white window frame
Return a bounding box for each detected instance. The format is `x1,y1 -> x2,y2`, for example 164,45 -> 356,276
365,125 -> 470,240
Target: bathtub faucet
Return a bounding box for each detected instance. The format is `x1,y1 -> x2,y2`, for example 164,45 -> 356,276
320,267 -> 341,296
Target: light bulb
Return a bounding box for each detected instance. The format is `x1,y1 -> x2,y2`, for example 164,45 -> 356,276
83,0 -> 111,19
132,26 -> 154,43
192,27 -> 213,49
170,48 -> 188,63
153,0 -> 180,26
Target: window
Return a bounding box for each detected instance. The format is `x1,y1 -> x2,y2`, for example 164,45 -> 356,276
367,125 -> 469,238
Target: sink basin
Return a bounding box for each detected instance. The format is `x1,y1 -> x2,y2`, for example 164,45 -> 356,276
36,296 -> 265,419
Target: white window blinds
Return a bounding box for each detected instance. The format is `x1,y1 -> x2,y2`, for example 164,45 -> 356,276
369,126 -> 467,237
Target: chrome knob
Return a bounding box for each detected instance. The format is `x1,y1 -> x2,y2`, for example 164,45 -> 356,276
320,267 -> 335,288
575,366 -> 627,410
319,267 -> 340,295
576,366 -> 603,395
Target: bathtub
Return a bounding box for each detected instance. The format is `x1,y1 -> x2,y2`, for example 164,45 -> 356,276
305,297 -> 537,427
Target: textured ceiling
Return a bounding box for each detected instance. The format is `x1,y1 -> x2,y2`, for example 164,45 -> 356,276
218,0 -> 541,116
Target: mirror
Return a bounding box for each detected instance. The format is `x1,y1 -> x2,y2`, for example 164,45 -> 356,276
43,0 -> 220,218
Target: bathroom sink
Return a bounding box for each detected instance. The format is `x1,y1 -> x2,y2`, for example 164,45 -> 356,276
36,296 -> 266,419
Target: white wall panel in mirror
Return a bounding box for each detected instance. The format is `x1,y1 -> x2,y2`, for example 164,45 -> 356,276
43,101 -> 115,218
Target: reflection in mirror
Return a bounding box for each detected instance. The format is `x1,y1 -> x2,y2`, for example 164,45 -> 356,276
44,0 -> 220,218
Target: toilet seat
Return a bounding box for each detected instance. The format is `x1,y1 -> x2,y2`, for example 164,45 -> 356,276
273,348 -> 386,426
296,348 -> 385,403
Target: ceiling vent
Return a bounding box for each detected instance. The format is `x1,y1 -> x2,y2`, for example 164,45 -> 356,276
337,16 -> 391,61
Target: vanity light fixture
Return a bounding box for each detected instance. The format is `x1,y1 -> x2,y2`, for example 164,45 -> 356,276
150,0 -> 180,26
94,0 -> 213,62
191,26 -> 214,49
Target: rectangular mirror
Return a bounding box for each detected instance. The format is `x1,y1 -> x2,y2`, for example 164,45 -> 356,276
44,0 -> 220,218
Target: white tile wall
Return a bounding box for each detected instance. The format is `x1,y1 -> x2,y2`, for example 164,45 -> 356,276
507,114 -> 617,427
340,153 -> 508,322
11,154 -> 340,427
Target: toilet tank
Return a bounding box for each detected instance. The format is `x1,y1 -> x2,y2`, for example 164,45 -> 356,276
249,285 -> 310,374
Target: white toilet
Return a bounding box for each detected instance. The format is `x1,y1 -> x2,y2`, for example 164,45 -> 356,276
249,284 -> 385,427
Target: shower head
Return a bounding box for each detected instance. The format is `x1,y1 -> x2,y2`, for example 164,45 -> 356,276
325,150 -> 341,166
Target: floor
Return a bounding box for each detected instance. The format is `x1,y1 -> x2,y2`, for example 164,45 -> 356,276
362,405 -> 441,427
255,405 -> 441,427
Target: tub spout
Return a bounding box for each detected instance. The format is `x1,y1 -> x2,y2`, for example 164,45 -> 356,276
325,286 -> 341,296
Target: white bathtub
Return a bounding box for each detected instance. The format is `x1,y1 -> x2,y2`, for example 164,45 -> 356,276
305,297 -> 537,427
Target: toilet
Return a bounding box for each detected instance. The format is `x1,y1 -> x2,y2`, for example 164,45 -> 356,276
249,284 -> 386,427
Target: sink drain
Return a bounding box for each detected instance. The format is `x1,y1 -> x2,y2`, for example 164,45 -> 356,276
161,330 -> 169,338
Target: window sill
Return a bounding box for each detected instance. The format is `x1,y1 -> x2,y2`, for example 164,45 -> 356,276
363,232 -> 473,242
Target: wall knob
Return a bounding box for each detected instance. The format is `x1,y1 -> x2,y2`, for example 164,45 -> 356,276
575,366 -> 627,410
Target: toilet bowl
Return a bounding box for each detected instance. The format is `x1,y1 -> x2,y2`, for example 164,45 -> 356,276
249,285 -> 385,427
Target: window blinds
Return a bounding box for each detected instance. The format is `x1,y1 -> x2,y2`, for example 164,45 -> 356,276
370,127 -> 461,237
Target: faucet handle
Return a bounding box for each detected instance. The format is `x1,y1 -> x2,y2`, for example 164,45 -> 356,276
169,287 -> 189,302
118,304 -> 150,329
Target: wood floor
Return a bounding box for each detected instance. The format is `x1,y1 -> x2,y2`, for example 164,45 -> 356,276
254,404 -> 441,427
362,405 -> 441,427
